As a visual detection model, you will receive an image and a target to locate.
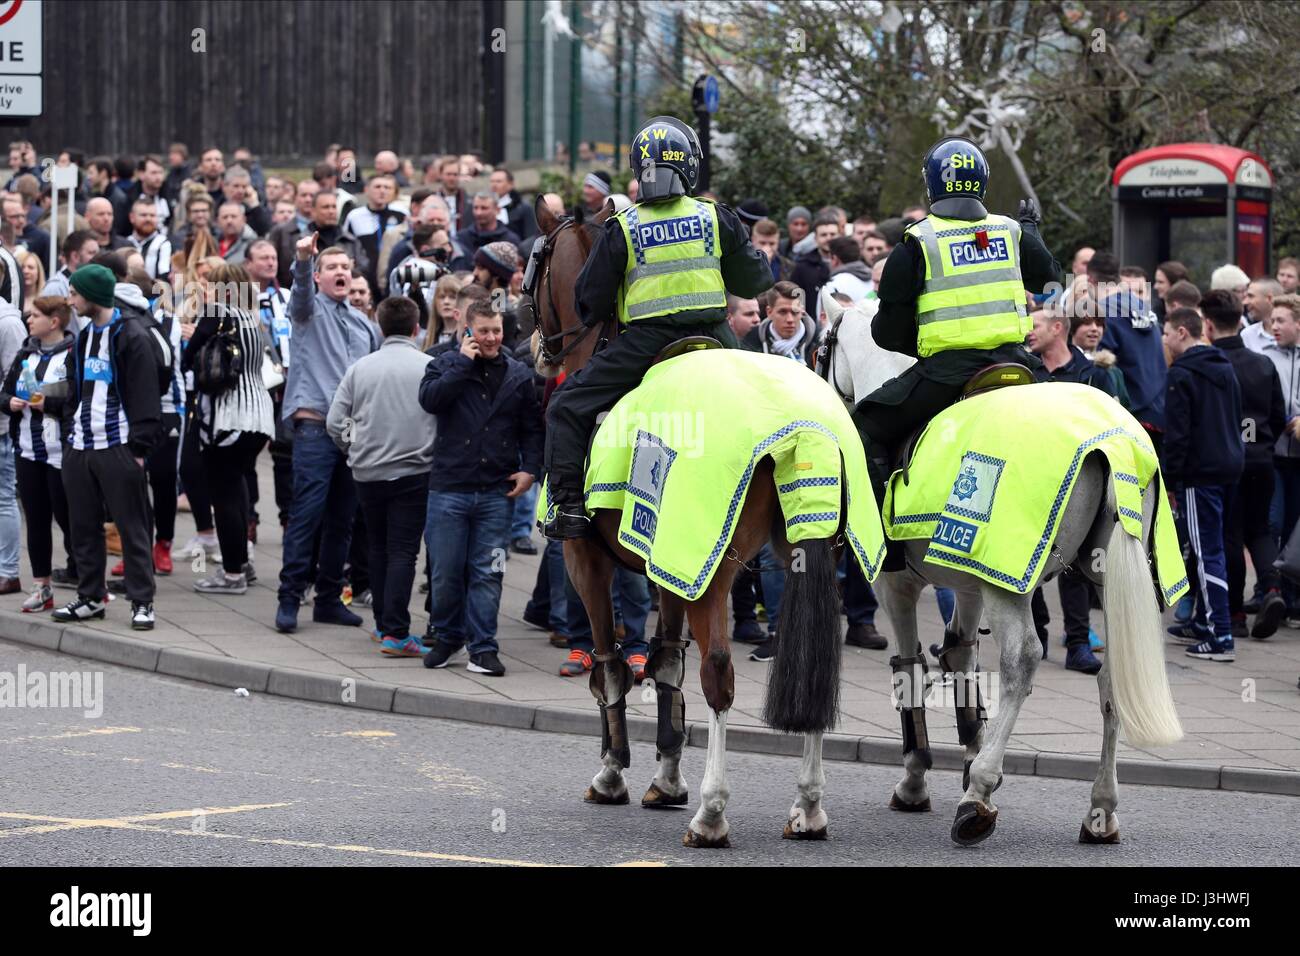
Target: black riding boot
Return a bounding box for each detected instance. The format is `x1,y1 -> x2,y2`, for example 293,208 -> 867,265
542,483 -> 591,540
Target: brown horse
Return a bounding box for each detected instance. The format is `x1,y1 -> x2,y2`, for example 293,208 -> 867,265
529,196 -> 849,848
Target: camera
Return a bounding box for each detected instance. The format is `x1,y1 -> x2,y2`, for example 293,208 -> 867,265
396,258 -> 446,286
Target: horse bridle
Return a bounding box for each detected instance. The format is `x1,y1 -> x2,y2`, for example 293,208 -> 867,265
816,307 -> 851,401
531,217 -> 609,368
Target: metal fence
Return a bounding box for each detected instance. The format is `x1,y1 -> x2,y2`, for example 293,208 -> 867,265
4,0 -> 492,162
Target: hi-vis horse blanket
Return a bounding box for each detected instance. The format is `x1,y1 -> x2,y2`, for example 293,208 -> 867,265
539,349 -> 886,600
884,382 -> 1188,604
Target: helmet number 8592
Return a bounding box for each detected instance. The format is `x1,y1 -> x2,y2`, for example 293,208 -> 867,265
945,180 -> 980,192
662,150 -> 686,162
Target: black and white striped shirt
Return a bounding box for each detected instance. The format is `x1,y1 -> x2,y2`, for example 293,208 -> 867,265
130,232 -> 172,281
12,343 -> 71,467
194,305 -> 274,448
154,308 -> 185,417
0,245 -> 22,311
258,284 -> 291,367
71,315 -> 129,451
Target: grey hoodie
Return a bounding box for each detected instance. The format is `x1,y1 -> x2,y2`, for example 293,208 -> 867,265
220,224 -> 259,265
326,335 -> 436,482
0,302 -> 24,423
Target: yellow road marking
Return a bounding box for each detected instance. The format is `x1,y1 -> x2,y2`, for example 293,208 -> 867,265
0,802 -> 292,835
0,726 -> 141,744
0,805 -> 662,867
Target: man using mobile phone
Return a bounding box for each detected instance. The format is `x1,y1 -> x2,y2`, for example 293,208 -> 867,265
417,300 -> 543,677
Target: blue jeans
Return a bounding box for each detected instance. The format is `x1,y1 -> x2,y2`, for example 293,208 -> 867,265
935,587 -> 955,626
0,436 -> 18,577
425,489 -> 511,654
842,550 -> 876,626
510,483 -> 538,540
732,543 -> 785,635
525,539 -> 569,632
278,420 -> 357,605
565,566 -> 651,658
1274,460 -> 1300,612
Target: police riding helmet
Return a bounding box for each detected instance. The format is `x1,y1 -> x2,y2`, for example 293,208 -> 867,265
630,116 -> 702,202
922,136 -> 989,203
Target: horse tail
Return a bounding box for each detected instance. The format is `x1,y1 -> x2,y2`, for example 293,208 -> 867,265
1102,519 -> 1184,748
762,536 -> 842,734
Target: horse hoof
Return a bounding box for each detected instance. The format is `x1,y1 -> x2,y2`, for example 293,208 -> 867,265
641,782 -> 688,808
782,821 -> 828,840
951,800 -> 998,846
1079,812 -> 1121,844
889,793 -> 932,813
683,828 -> 730,849
584,785 -> 629,806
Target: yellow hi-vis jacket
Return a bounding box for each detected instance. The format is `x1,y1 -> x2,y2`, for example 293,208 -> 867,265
906,212 -> 1030,358
615,196 -> 727,325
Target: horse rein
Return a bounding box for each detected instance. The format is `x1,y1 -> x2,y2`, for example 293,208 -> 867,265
533,217 -> 610,368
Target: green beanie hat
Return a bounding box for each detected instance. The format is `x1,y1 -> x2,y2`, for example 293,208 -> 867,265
70,264 -> 118,309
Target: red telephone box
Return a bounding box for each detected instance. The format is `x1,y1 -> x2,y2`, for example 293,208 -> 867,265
1112,143 -> 1273,282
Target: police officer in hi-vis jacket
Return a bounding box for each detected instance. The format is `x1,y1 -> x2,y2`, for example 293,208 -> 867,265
541,115 -> 772,540
853,137 -> 1062,497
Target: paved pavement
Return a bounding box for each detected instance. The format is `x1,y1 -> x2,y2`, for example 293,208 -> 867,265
3,459 -> 1300,779
2,643 -> 1296,866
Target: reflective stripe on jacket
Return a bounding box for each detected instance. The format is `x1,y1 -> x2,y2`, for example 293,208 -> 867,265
907,213 -> 1028,358
615,197 -> 726,324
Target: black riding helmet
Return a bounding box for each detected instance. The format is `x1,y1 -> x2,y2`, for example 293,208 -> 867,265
629,116 -> 702,203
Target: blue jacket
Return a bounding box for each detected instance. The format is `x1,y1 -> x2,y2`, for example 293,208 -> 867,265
417,348 -> 543,493
1098,290 -> 1166,430
1163,345 -> 1244,489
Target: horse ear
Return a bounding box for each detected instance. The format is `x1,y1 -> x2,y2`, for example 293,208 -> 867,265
535,194 -> 559,234
595,199 -> 615,225
819,286 -> 844,323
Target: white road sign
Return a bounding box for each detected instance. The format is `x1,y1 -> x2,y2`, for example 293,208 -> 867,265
0,0 -> 41,117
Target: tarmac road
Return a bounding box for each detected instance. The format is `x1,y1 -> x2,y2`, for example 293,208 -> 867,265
1,640 -> 1296,867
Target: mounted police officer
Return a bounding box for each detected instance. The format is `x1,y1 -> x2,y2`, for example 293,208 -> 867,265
853,137 -> 1062,509
541,116 -> 773,539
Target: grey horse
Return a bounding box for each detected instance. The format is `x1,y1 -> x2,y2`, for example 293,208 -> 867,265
819,293 -> 1183,846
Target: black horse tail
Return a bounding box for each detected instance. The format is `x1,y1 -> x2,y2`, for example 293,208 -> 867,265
762,536 -> 842,734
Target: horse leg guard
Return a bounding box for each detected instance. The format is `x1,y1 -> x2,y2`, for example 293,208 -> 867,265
889,653 -> 933,811
599,697 -> 631,773
647,639 -> 687,759
589,657 -> 635,770
957,678 -> 990,792
585,654 -> 634,805
642,638 -> 690,808
891,654 -> 933,770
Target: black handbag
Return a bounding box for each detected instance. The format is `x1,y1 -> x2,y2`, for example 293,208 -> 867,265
194,306 -> 244,396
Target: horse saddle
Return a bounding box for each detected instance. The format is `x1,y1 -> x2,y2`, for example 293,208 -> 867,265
960,362 -> 1036,399
897,363 -> 1035,486
651,335 -> 723,366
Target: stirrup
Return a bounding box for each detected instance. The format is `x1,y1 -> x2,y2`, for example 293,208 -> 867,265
542,509 -> 591,540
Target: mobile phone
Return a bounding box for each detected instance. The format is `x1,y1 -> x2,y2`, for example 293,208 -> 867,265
464,328 -> 472,338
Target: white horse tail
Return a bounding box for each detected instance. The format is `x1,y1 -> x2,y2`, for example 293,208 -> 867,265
1102,520 -> 1184,748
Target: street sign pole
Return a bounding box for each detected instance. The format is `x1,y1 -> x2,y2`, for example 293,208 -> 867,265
691,74 -> 719,194
48,161 -> 75,277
